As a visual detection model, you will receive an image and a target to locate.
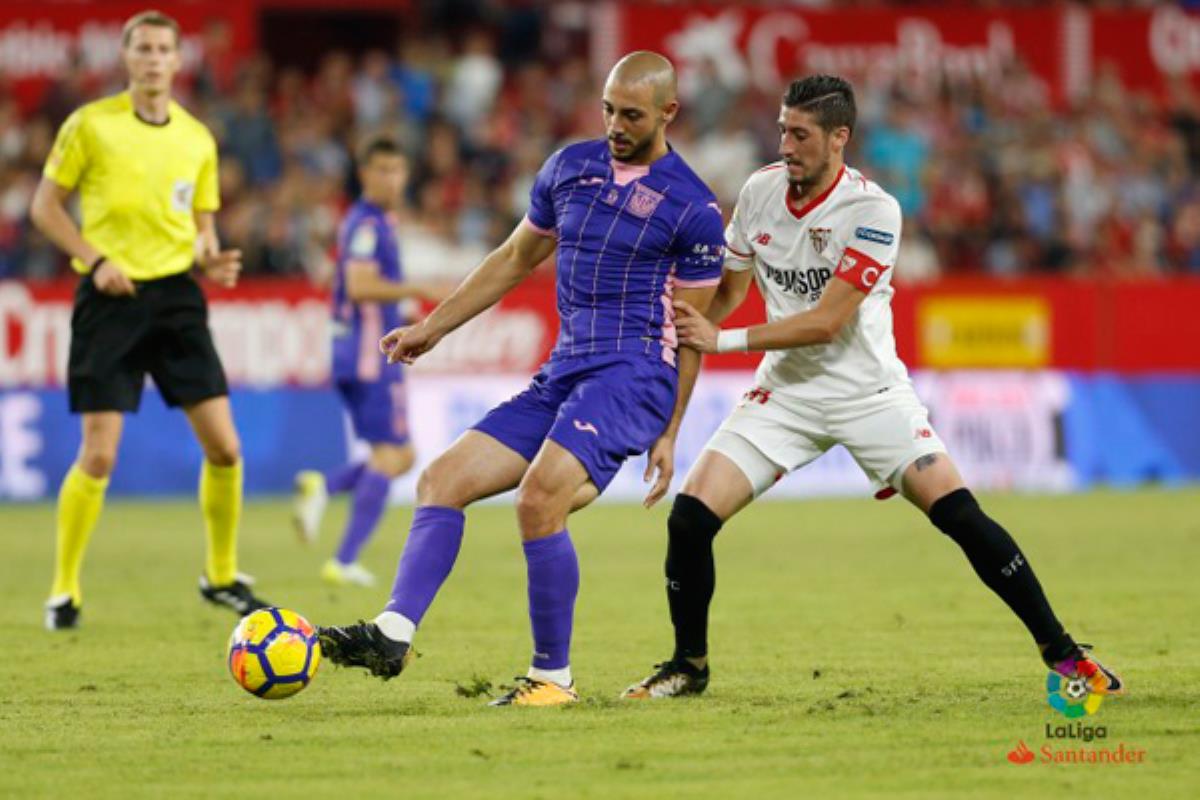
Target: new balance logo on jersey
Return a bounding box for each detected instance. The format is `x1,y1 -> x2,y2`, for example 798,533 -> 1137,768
764,263 -> 832,302
754,231 -> 771,245
573,419 -> 599,436
914,428 -> 933,439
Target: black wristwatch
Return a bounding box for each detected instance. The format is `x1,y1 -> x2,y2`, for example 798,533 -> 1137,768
90,255 -> 108,272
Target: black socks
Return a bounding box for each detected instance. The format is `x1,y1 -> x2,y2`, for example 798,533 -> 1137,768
666,494 -> 723,660
929,488 -> 1066,648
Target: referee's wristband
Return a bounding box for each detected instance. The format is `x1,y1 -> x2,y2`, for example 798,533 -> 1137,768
716,328 -> 750,353
89,255 -> 107,272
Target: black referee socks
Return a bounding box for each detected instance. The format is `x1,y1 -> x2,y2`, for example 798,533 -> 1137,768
666,494 -> 724,661
929,488 -> 1066,647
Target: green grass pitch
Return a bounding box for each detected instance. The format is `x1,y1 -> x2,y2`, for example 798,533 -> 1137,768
1,489 -> 1198,798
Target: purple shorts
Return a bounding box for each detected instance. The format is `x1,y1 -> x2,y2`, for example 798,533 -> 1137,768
336,376 -> 410,445
473,353 -> 677,491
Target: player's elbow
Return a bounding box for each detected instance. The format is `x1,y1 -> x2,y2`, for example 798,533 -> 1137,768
344,276 -> 375,303
809,314 -> 843,345
29,187 -> 55,233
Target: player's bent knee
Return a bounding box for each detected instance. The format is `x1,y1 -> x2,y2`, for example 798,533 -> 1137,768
514,482 -> 551,526
927,487 -> 983,538
205,440 -> 241,467
371,445 -> 414,478
78,449 -> 117,479
669,493 -> 724,539
415,461 -> 469,508
514,475 -> 570,538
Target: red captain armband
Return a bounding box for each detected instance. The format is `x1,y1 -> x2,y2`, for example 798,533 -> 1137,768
834,247 -> 890,293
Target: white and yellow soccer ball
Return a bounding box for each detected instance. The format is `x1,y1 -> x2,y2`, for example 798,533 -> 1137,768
228,607 -> 321,699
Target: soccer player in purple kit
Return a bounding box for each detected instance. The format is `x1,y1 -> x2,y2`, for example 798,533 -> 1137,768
291,136 -> 445,587
317,51 -> 725,706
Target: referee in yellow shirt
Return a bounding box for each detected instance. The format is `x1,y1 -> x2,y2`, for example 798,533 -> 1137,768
31,10 -> 270,629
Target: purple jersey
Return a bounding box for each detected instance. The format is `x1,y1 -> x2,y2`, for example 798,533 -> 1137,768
331,200 -> 405,382
524,139 -> 725,366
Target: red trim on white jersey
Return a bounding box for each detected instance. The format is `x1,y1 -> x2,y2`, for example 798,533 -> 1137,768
834,246 -> 890,293
784,165 -> 845,220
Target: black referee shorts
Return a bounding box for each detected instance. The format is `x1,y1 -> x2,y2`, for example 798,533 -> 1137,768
68,270 -> 229,413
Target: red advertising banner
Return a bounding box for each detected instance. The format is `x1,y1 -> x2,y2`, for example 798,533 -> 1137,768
3,275 -> 1199,389
0,1 -> 257,111
597,3 -> 1200,105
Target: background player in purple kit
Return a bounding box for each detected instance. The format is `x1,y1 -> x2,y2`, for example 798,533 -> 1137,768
317,51 -> 725,706
292,136 -> 445,587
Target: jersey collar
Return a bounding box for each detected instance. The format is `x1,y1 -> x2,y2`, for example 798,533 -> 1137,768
784,164 -> 845,220
605,140 -> 676,185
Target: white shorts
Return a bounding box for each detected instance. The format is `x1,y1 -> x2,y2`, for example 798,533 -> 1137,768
701,383 -> 947,498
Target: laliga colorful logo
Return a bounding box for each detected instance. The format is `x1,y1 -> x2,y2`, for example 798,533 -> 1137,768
1046,658 -> 1105,718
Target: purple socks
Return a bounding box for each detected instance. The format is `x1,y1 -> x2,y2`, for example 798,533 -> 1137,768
334,468 -> 391,565
324,462 -> 366,494
523,530 -> 579,671
384,506 -> 466,624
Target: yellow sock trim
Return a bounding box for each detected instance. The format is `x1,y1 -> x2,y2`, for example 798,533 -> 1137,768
51,464 -> 109,605
201,459 -> 242,586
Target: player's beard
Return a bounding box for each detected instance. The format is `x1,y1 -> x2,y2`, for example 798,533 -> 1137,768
787,154 -> 833,195
609,129 -> 656,163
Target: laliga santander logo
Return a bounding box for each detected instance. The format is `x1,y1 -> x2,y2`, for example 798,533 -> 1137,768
1007,741 -> 1035,765
1046,658 -> 1105,718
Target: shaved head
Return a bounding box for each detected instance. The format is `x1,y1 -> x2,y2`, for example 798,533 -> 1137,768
606,50 -> 677,108
602,51 -> 679,164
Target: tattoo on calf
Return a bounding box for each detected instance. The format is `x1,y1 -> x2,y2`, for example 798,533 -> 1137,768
914,454 -> 938,471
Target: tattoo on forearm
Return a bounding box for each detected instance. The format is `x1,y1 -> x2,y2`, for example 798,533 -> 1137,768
914,454 -> 938,471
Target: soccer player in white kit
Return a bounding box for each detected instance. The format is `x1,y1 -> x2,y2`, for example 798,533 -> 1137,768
623,75 -> 1125,700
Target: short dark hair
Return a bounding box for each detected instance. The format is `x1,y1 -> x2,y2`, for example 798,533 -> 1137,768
357,135 -> 404,166
783,75 -> 856,134
122,10 -> 181,48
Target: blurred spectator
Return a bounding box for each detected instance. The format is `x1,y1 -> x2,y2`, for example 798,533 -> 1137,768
444,31 -> 502,136
220,79 -> 283,186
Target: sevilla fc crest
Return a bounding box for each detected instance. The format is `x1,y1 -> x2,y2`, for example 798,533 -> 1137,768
628,184 -> 665,219
809,227 -> 831,254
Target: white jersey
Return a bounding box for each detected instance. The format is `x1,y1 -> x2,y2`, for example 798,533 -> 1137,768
725,162 -> 909,401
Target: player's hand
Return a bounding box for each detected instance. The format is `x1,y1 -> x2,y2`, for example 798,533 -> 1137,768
674,299 -> 718,354
199,249 -> 243,288
380,321 -> 440,365
92,260 -> 136,297
642,434 -> 676,508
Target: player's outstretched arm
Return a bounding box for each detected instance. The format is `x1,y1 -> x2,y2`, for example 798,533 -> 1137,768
344,260 -> 453,304
381,221 -> 555,364
644,283 -> 719,508
30,177 -> 136,296
703,266 -> 755,325
676,277 -> 866,354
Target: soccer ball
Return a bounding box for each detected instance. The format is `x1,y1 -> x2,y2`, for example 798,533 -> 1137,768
227,607 -> 321,699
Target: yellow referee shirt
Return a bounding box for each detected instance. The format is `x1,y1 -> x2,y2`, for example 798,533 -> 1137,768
43,91 -> 220,281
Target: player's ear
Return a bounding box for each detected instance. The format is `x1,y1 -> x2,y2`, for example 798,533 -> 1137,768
661,99 -> 679,126
829,125 -> 851,154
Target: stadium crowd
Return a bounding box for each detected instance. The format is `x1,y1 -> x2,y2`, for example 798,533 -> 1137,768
4,12 -> 1200,282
